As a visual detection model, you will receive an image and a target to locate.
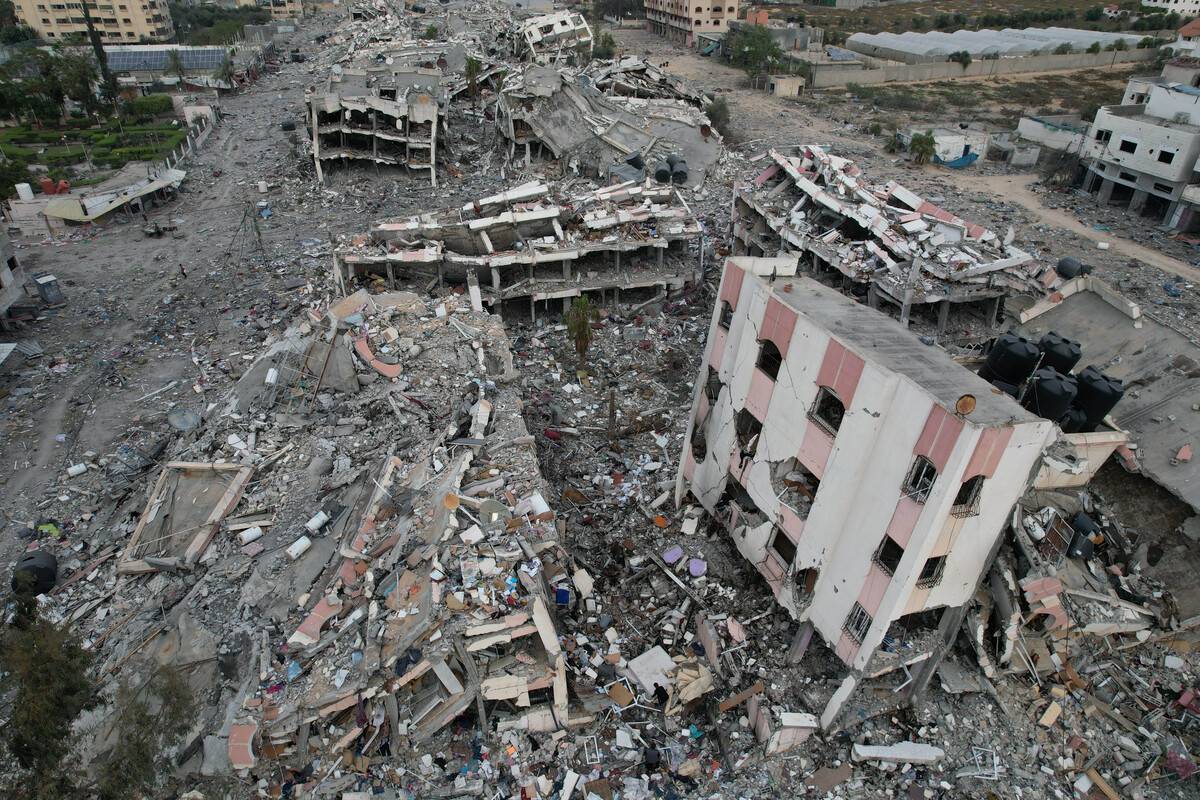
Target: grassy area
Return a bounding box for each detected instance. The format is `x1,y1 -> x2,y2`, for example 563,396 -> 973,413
765,0 -> 1180,38
169,3 -> 270,45
0,122 -> 188,170
844,66 -> 1137,126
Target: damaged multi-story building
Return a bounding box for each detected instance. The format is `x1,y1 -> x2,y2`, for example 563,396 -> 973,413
306,60 -> 445,185
517,10 -> 593,65
334,179 -> 703,317
732,146 -> 1049,333
676,255 -> 1129,730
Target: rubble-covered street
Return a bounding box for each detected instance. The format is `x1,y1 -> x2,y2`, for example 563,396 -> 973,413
2,4 -> 1200,800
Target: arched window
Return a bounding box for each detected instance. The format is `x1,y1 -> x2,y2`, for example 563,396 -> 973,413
952,475 -> 985,517
735,408 -> 762,454
905,456 -> 938,503
756,340 -> 782,379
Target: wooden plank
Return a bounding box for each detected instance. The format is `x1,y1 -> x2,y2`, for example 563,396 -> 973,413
718,680 -> 765,713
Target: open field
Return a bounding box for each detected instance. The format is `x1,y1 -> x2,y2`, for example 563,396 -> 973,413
761,0 -> 1169,37
844,65 -> 1140,126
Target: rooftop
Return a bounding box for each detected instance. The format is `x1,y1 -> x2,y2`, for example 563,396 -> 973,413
746,266 -> 1041,428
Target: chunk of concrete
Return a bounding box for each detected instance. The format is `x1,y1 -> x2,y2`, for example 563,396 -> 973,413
852,741 -> 945,765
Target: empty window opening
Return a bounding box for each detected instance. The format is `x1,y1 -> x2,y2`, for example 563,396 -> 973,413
718,300 -> 733,329
795,567 -> 819,596
704,367 -> 722,406
844,602 -> 872,644
1118,139 -> 1137,154
917,555 -> 946,589
769,527 -> 797,566
905,456 -> 938,503
772,457 -> 820,519
757,340 -> 782,380
873,535 -> 904,576
809,386 -> 845,435
690,423 -> 708,461
1159,150 -> 1176,164
1093,128 -> 1112,143
718,481 -> 765,529
735,409 -> 763,455
952,475 -> 984,517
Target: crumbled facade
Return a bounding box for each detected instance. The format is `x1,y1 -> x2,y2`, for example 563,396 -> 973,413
334,179 -> 703,316
518,11 -> 593,65
0,229 -> 28,329
732,146 -> 1047,330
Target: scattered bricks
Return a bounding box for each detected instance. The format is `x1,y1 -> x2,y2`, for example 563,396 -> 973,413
1038,701 -> 1062,728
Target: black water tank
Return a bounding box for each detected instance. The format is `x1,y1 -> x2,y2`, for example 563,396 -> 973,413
11,550 -> 57,595
1075,366 -> 1124,431
991,379 -> 1020,398
653,161 -> 671,183
1059,406 -> 1088,433
979,332 -> 1041,385
671,159 -> 688,185
1071,511 -> 1100,539
1056,257 -> 1093,280
1022,367 -> 1078,421
1038,331 -> 1082,374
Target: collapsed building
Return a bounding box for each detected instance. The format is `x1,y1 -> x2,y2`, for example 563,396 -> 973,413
584,57 -> 710,108
497,65 -> 721,184
518,10 -> 593,65
732,146 -> 1051,333
306,43 -> 460,185
334,179 -> 703,317
676,256 -> 1131,730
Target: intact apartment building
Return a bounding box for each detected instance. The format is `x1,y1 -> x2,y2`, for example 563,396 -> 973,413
12,0 -> 173,43
268,0 -> 303,20
1082,58 -> 1200,226
644,0 -> 735,47
676,256 -> 1056,729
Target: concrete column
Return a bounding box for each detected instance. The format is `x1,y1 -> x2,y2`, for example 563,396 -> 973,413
786,621 -> 814,665
1096,178 -> 1115,205
937,300 -> 950,337
866,283 -> 879,309
1165,201 -> 1184,228
1129,189 -> 1149,215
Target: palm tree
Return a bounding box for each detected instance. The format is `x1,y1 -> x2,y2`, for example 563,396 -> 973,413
464,56 -> 481,98
213,54 -> 235,90
565,295 -> 599,368
167,50 -> 186,86
909,131 -> 936,166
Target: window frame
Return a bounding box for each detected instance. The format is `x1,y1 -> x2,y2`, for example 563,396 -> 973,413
808,386 -> 845,436
904,455 -> 938,504
1118,138 -> 1137,154
950,474 -> 984,518
872,535 -> 905,576
718,300 -> 733,330
756,339 -> 783,380
844,602 -> 872,644
769,526 -> 797,566
917,555 -> 946,589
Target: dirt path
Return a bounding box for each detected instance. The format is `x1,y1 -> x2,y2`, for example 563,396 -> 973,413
960,173 -> 1200,282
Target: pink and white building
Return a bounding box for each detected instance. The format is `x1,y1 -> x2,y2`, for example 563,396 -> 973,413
675,256 -> 1057,729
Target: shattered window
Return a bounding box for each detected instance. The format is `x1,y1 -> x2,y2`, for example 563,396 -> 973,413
690,423 -> 708,461
769,527 -> 797,566
704,367 -> 723,405
951,475 -> 984,517
872,535 -> 904,576
904,456 -> 938,504
757,340 -> 782,380
718,300 -> 733,330
795,567 -> 819,596
772,458 -> 819,519
808,386 -> 844,435
844,602 -> 872,644
735,408 -> 763,455
917,555 -> 946,589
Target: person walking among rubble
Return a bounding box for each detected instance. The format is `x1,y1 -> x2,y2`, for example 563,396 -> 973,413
179,263 -> 188,278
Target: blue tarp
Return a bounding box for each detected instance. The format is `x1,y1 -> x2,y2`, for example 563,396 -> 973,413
934,152 -> 979,169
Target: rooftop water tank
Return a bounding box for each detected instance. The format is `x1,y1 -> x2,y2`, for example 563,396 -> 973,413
1021,367 -> 1078,422
1038,331 -> 1082,374
979,332 -> 1040,386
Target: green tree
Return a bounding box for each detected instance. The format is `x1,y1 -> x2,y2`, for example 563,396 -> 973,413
593,31 -> 616,59
726,25 -> 785,77
0,618 -> 97,796
213,53 -> 235,87
564,295 -> 599,367
1084,5 -> 1104,20
0,23 -> 36,44
948,50 -> 972,69
55,49 -> 103,116
464,55 -> 482,98
1087,41 -> 1102,53
422,24 -> 439,39
95,667 -> 197,800
909,131 -> 936,165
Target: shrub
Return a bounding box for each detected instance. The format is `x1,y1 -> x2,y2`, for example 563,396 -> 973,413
1087,42 -> 1101,54
125,94 -> 173,118
948,50 -> 972,68
593,31 -> 616,59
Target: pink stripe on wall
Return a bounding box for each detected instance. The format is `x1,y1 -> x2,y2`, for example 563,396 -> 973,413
798,420 -> 834,479
708,327 -> 727,370
883,496 -> 923,549
746,368 -> 775,421
814,337 -> 865,405
857,563 -> 891,616
914,405 -> 965,471
965,427 -> 1015,478
760,297 -> 798,358
835,631 -> 859,665
720,262 -> 745,308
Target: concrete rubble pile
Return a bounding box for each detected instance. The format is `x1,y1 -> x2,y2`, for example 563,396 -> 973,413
583,57 -> 710,108
733,145 -> 1052,311
334,179 -> 704,314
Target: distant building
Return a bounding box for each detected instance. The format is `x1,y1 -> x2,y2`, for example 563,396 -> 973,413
644,0 -> 736,48
1082,59 -> 1200,224
11,0 -> 174,43
1144,0 -> 1200,18
269,0 -> 304,20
